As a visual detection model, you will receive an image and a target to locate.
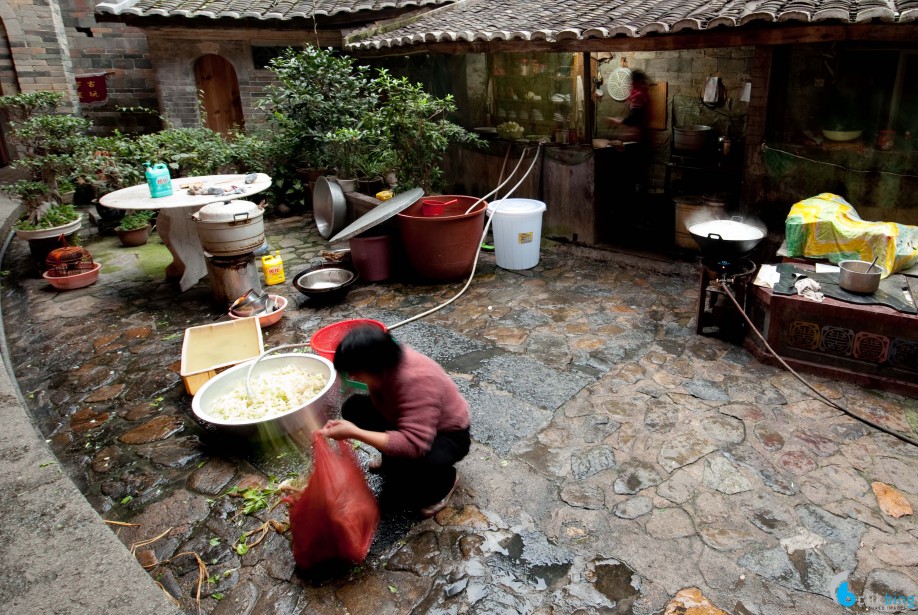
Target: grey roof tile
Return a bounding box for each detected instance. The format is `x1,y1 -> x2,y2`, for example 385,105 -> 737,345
96,0 -> 918,44
345,0 -> 917,50
96,0 -> 455,20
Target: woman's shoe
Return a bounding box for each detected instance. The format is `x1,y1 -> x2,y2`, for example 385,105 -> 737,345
420,472 -> 460,518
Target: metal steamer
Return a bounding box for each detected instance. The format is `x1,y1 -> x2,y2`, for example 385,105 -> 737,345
688,217 -> 765,342
193,200 -> 267,306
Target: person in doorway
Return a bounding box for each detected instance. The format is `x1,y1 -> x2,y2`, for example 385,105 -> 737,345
607,69 -> 651,143
607,70 -> 653,195
316,326 -> 471,518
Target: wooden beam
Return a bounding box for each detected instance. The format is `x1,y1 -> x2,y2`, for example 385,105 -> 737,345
140,27 -> 341,46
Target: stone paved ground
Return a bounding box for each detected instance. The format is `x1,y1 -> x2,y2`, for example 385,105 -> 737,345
2,210 -> 917,615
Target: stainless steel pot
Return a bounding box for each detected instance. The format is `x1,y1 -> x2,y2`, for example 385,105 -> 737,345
193,200 -> 266,256
838,260 -> 883,294
674,125 -> 712,152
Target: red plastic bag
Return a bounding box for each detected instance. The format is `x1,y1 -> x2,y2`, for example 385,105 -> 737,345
287,432 -> 379,569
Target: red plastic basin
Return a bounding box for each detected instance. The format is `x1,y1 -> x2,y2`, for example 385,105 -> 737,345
309,319 -> 387,361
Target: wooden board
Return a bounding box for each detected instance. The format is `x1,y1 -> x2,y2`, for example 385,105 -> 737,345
648,82 -> 667,130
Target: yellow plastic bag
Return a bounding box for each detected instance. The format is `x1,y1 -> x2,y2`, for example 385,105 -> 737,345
785,193 -> 918,277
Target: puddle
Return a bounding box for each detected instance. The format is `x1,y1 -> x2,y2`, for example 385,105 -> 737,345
498,531 -> 573,591
593,560 -> 641,605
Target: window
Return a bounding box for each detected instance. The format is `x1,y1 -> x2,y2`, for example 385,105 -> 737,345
252,46 -> 289,70
823,47 -> 916,136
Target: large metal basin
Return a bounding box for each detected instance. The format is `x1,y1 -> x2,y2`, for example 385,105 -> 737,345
191,353 -> 336,436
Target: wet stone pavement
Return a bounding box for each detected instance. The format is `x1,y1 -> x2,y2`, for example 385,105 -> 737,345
2,210 -> 918,615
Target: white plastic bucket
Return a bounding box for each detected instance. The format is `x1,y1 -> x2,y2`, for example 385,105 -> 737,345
486,198 -> 547,270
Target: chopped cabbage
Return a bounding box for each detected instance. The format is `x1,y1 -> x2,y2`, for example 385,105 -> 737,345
207,364 -> 327,423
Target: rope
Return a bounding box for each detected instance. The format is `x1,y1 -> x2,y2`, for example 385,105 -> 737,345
761,143 -> 918,180
718,280 -> 918,448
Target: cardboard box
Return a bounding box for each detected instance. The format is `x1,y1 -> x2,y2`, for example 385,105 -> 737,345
180,318 -> 264,395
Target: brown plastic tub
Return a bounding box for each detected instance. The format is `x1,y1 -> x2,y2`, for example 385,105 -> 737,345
397,195 -> 487,281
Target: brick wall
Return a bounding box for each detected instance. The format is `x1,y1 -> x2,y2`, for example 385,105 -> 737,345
595,47 -> 755,137
145,30 -> 338,131
59,0 -> 160,133
1,0 -> 78,104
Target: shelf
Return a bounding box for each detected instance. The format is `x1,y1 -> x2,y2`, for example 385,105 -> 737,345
494,74 -> 575,80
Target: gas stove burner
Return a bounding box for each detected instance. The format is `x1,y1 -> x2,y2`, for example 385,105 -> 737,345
701,256 -> 757,281
696,257 -> 757,343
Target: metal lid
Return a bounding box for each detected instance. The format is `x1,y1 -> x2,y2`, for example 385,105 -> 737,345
313,176 -> 347,239
194,200 -> 263,223
328,187 -> 424,243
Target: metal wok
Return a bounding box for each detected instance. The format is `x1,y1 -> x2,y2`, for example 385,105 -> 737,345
688,218 -> 765,260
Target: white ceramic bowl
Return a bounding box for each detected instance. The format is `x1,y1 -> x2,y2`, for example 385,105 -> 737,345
822,129 -> 863,142
191,353 -> 336,434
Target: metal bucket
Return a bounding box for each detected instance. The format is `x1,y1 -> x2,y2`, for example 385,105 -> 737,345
674,195 -> 727,250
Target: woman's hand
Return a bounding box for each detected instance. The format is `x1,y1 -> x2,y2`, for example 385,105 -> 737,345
316,419 -> 390,452
317,419 -> 359,440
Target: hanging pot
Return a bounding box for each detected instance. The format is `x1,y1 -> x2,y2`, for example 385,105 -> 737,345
192,200 -> 265,256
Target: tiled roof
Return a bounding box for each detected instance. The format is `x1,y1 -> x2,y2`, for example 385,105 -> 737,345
95,0 -> 454,20
346,0 -> 918,50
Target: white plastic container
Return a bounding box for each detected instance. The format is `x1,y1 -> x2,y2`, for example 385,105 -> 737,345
486,198 -> 547,270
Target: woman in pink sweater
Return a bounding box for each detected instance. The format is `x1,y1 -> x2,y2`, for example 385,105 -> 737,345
317,326 -> 471,517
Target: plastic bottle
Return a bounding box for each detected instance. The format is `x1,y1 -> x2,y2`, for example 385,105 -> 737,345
261,251 -> 285,285
144,162 -> 173,198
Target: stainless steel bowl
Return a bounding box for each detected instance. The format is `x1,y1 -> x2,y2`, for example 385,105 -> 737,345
229,289 -> 270,317
292,264 -> 358,301
838,260 -> 883,294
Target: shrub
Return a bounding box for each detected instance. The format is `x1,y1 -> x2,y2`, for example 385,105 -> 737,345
0,91 -> 91,228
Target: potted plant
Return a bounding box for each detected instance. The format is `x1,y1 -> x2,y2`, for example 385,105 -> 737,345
367,70 -> 483,194
78,137 -> 144,228
354,146 -> 395,195
0,92 -> 92,244
321,126 -> 377,192
321,127 -> 361,192
114,210 -> 156,247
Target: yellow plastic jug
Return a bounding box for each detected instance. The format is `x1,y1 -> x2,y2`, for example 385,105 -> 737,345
261,251 -> 285,286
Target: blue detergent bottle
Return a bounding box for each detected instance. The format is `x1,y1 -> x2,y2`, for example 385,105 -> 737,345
144,162 -> 173,198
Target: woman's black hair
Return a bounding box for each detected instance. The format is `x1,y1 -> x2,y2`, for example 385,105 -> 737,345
333,326 -> 403,374
631,70 -> 648,85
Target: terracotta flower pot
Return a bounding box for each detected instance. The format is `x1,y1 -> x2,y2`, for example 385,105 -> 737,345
116,225 -> 152,247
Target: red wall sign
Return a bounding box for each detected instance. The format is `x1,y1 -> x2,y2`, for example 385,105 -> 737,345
76,73 -> 108,105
